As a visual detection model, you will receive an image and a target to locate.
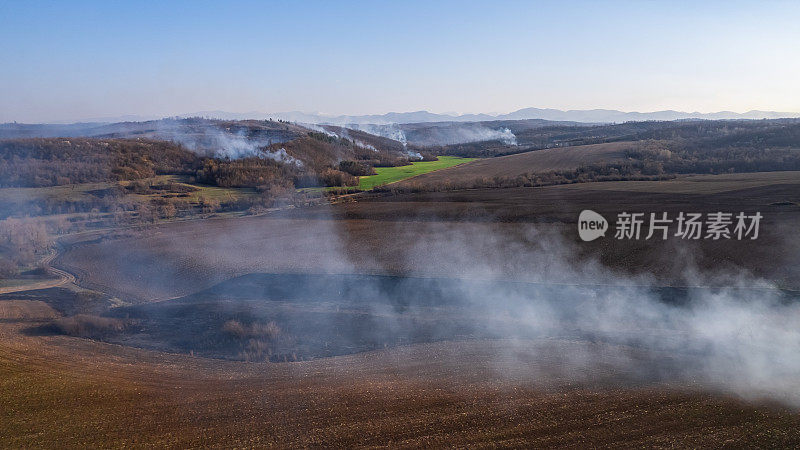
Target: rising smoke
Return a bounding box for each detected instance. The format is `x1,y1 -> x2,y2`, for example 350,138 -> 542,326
388,221 -> 800,405
157,123 -> 303,166
346,123 -> 422,159
302,123 -> 379,153
435,125 -> 518,146
348,122 -> 518,148
81,204 -> 800,408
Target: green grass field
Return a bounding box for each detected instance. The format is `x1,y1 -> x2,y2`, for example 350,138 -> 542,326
357,156 -> 476,190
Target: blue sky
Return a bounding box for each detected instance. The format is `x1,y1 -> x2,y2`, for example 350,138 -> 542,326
1,0 -> 799,122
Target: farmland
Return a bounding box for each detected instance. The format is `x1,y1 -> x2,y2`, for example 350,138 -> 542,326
4,314 -> 800,447
357,156 -> 476,190
550,170 -> 800,194
397,142 -> 637,187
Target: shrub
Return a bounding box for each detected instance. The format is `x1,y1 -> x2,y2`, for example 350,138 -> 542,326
223,319 -> 285,361
318,168 -> 358,187
339,160 -> 375,176
0,138 -> 200,187
222,319 -> 281,340
0,218 -> 52,266
222,319 -> 247,338
374,157 -> 411,167
75,291 -> 104,312
419,152 -> 439,162
52,314 -> 131,338
0,258 -> 18,278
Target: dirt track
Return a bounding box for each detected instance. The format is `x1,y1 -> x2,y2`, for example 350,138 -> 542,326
0,252 -> 74,295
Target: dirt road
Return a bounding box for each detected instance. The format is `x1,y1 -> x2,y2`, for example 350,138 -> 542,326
0,251 -> 75,295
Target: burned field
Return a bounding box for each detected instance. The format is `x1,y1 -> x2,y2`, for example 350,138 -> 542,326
37,271 -> 794,371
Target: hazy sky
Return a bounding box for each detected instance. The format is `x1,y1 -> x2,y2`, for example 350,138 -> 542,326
1,0 -> 799,122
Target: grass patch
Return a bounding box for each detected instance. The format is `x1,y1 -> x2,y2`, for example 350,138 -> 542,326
357,156 -> 476,190
296,187 -> 326,194
129,175 -> 258,202
51,314 -> 133,338
0,181 -> 115,205
0,175 -> 258,206
0,276 -> 58,289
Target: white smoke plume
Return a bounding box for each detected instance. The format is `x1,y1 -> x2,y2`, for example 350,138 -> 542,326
386,222 -> 800,406
156,123 -> 302,166
264,147 -> 303,167
348,123 -> 407,148
346,122 -> 516,153
422,125 -> 518,146
353,140 -> 378,152
305,124 -> 379,153
381,127 -> 424,159
345,123 -> 423,158
64,201 -> 800,408
494,127 -> 518,145
302,123 -> 339,138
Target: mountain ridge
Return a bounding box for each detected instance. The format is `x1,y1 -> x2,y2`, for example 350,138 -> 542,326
136,108 -> 800,126
9,108 -> 800,127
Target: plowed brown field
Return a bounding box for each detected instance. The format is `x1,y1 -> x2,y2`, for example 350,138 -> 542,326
397,141 -> 638,187
3,314 -> 800,448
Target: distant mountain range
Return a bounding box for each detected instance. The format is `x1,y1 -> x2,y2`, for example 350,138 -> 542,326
169,108 -> 800,125
17,108 -> 800,126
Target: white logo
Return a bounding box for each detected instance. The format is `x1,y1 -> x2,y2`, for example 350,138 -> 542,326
578,210 -> 608,241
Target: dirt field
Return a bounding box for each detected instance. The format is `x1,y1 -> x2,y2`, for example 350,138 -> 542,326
397,141 -> 638,186
553,171 -> 800,194
3,308 -> 800,448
